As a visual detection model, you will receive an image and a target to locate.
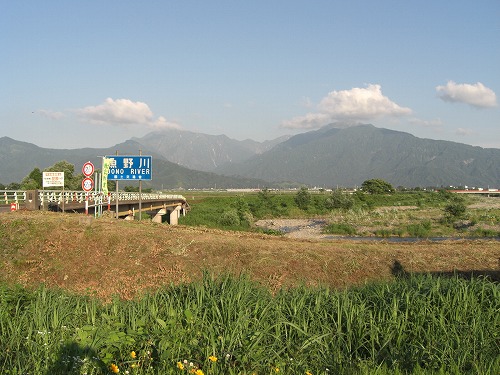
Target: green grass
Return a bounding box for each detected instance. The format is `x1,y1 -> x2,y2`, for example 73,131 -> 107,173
179,191 -> 500,238
1,274 -> 498,374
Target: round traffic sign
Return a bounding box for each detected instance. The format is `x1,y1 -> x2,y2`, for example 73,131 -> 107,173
82,177 -> 94,192
82,161 -> 95,177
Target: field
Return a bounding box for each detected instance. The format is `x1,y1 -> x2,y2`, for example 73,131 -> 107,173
1,191 -> 499,374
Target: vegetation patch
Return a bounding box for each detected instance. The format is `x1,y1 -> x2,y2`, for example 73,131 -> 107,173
1,274 -> 499,374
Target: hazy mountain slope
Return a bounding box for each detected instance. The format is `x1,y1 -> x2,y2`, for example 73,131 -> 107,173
0,137 -> 269,189
134,129 -> 290,172
215,124 -> 500,188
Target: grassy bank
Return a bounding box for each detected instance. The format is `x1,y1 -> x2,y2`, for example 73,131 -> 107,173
1,274 -> 499,374
178,191 -> 500,238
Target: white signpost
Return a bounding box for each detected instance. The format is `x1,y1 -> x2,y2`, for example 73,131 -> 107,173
42,171 -> 64,187
42,171 -> 65,212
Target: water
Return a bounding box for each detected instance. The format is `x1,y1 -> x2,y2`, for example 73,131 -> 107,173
323,236 -> 500,242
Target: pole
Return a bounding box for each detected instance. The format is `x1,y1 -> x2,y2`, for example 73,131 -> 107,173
139,149 -> 142,221
115,150 -> 119,219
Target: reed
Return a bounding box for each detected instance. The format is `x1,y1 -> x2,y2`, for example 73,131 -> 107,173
0,274 -> 498,374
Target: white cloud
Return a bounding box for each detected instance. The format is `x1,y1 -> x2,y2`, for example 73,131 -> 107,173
436,81 -> 497,108
38,109 -> 65,119
455,127 -> 476,136
281,84 -> 412,129
76,98 -> 181,129
281,112 -> 330,129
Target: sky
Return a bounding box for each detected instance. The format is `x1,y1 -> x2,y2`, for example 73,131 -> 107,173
1,1 -> 499,150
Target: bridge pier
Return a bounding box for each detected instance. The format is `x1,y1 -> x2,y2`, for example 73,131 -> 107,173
152,205 -> 182,225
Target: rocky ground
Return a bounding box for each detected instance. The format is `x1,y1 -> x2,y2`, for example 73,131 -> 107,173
255,219 -> 330,239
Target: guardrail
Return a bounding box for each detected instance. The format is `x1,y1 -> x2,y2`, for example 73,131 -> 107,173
2,190 -> 26,204
1,190 -> 186,205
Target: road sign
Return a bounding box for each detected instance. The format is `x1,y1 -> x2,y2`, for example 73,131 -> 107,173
104,155 -> 152,181
82,177 -> 94,192
82,161 -> 95,177
10,203 -> 17,211
43,171 -> 65,187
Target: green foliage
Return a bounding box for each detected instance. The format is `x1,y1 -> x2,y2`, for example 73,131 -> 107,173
443,197 -> 467,223
218,209 -> 240,226
361,179 -> 395,194
1,275 -> 499,374
469,228 -> 500,237
323,223 -> 357,235
325,190 -> 355,210
406,220 -> 432,238
21,167 -> 43,190
294,187 -> 311,210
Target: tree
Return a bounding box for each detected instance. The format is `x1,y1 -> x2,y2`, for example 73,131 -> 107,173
325,190 -> 354,210
294,187 -> 311,210
361,179 -> 395,194
21,167 -> 43,190
443,197 -> 467,222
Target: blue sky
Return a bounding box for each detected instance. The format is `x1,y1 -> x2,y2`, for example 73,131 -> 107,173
1,0 -> 499,149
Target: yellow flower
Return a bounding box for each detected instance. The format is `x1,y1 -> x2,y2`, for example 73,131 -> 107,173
306,372 -> 313,375
208,355 -> 217,362
177,361 -> 185,370
275,367 -> 280,373
109,363 -> 120,373
130,351 -> 137,359
195,370 -> 204,375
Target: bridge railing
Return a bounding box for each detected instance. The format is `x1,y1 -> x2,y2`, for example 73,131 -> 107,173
39,190 -> 187,204
2,190 -> 27,204
1,190 -> 186,205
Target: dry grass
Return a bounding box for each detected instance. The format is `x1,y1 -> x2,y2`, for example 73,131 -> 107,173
1,211 -> 499,301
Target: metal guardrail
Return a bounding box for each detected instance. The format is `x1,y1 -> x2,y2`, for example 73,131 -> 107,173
1,190 -> 186,205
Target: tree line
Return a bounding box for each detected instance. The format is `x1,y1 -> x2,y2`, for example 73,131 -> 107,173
0,161 -> 157,192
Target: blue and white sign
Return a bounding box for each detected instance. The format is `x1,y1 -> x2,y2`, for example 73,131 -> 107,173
104,156 -> 152,181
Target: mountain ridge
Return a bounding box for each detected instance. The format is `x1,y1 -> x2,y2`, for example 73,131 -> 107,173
1,124 -> 499,189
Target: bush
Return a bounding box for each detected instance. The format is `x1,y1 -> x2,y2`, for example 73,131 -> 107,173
443,199 -> 467,223
218,209 -> 240,226
407,223 -> 431,238
323,223 -> 357,235
294,187 -> 311,210
325,190 -> 355,210
361,179 -> 395,194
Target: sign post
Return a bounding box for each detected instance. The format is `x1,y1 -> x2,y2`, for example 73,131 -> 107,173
43,171 -> 65,212
82,162 -> 95,216
104,154 -> 153,220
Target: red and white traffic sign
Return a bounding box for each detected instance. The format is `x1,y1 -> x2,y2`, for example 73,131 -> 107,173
82,177 -> 94,192
82,161 -> 95,177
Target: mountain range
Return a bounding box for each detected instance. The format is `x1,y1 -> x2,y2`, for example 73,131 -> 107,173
1,124 -> 499,189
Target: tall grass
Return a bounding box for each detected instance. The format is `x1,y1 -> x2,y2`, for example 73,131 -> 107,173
1,274 -> 498,374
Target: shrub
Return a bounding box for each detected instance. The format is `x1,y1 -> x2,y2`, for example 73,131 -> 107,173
325,190 -> 355,210
407,223 -> 431,238
294,187 -> 311,210
361,179 -> 395,194
443,199 -> 467,223
218,209 -> 240,226
323,223 -> 357,235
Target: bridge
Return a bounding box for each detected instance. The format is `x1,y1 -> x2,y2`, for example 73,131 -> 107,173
0,190 -> 189,224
